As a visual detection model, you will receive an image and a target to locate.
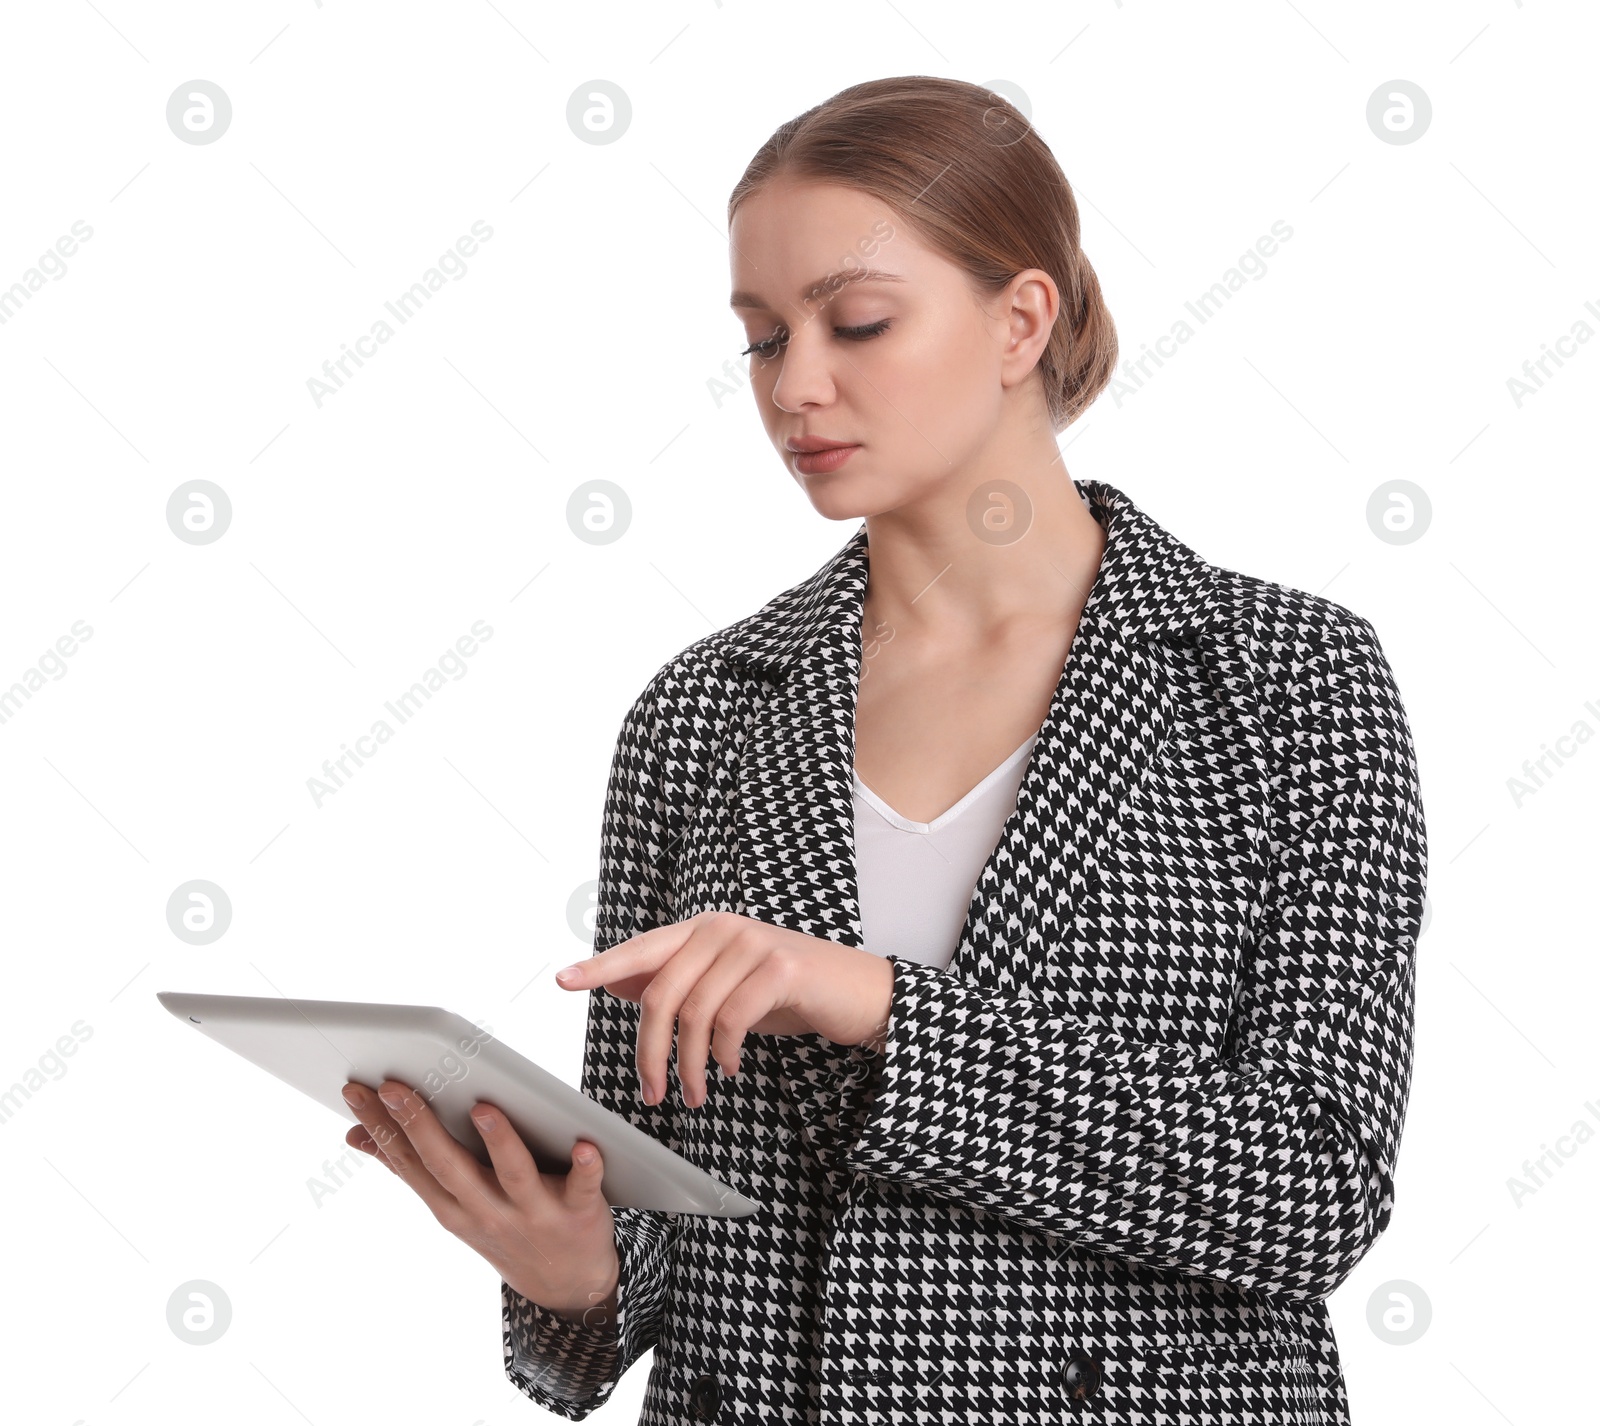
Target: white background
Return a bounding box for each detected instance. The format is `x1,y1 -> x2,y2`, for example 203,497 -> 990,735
1,1 -> 1594,1422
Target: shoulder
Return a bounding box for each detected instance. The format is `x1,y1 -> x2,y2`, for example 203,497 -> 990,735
624,629 -> 759,731
1210,561 -> 1400,698
623,535 -> 846,727
608,627 -> 765,812
1207,565 -> 1419,792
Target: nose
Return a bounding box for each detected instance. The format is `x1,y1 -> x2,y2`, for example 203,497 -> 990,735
767,318 -> 837,413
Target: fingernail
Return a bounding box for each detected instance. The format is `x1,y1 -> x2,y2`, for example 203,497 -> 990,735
640,1075 -> 655,1104
342,1086 -> 362,1108
574,1145 -> 595,1165
555,966 -> 580,986
471,1107 -> 496,1131
378,1088 -> 404,1110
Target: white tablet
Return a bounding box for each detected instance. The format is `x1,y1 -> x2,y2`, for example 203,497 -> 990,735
157,991 -> 758,1218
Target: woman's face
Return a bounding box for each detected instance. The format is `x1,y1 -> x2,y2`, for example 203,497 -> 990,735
729,176 -> 1043,522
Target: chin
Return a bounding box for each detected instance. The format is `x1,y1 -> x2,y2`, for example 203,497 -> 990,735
799,494 -> 873,523
812,480 -> 932,525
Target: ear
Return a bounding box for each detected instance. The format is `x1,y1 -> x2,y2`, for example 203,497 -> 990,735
999,269 -> 1060,387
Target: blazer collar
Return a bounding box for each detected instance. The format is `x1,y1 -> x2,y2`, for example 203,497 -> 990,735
704,478 -> 1221,684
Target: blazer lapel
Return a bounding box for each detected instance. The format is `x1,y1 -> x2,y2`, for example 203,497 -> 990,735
707,479 -> 1224,1161
731,538 -> 870,951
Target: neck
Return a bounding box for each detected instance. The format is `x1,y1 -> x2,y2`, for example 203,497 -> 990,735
859,471 -> 1107,653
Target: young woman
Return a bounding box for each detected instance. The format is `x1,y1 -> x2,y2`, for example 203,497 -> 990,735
341,76 -> 1426,1425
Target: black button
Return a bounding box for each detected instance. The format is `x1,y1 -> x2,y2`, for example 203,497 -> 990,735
689,1371 -> 721,1420
1062,1348 -> 1103,1401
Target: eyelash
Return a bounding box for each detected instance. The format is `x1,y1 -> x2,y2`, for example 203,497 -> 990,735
741,318 -> 893,360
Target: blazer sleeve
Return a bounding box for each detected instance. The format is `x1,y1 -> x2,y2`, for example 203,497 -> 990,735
503,675 -> 684,1419
823,612 -> 1426,1303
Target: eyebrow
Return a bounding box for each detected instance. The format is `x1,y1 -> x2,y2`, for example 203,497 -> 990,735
729,268 -> 906,311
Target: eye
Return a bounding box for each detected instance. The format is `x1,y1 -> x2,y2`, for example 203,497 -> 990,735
836,319 -> 892,343
741,318 -> 893,361
741,327 -> 788,361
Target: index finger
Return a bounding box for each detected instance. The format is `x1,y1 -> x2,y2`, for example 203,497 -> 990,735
554,925 -> 682,990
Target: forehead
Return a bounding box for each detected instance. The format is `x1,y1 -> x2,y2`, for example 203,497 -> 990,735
728,179 -> 918,305
731,176 -> 890,236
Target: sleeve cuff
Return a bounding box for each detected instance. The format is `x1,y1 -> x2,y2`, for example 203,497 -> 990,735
837,953 -> 1012,1182
502,1206 -> 679,1417
506,1274 -> 623,1358
503,1273 -> 624,1418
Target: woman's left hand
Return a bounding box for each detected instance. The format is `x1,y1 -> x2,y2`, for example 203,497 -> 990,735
553,911 -> 894,1108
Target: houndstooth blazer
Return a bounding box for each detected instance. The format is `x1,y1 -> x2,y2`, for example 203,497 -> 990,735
501,478 -> 1427,1425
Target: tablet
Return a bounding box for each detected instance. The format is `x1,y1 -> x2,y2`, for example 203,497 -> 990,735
157,991 -> 759,1218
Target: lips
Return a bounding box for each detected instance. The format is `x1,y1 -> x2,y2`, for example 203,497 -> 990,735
787,441 -> 860,475
784,436 -> 859,453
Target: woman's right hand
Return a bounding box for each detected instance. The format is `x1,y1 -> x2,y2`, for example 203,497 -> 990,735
340,1079 -> 621,1327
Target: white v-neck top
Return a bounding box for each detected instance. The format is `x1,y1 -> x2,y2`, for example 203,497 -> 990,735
853,732 -> 1039,969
